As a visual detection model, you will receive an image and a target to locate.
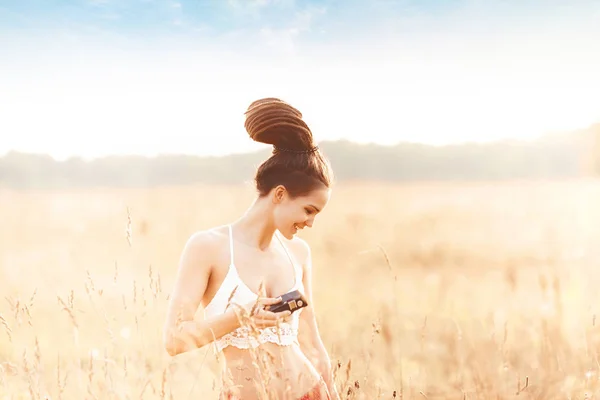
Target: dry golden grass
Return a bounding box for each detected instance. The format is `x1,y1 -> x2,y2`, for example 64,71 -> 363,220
2,180 -> 600,399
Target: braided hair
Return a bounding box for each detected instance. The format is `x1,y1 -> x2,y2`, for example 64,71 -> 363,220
244,97 -> 333,198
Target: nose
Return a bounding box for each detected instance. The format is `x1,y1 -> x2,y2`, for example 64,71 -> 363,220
305,219 -> 314,228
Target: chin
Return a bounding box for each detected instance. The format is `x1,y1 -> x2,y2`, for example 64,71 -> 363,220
279,226 -> 296,240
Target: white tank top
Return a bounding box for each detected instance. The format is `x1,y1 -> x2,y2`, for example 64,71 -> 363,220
203,225 -> 305,352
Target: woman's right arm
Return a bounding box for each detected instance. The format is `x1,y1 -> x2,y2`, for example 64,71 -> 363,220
162,231 -> 240,356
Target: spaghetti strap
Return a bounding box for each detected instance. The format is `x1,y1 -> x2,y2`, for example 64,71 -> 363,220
275,232 -> 301,282
228,224 -> 234,266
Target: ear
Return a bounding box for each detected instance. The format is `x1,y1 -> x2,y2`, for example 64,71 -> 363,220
272,185 -> 287,204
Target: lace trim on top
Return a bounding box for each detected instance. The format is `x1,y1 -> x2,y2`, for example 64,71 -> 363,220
213,323 -> 299,352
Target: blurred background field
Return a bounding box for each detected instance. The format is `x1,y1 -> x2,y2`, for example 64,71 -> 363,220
3,0 -> 600,398
2,179 -> 600,399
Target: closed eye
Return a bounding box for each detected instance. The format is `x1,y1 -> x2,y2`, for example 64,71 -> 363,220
305,205 -> 320,215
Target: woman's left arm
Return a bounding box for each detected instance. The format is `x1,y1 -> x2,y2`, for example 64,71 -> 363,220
296,240 -> 340,400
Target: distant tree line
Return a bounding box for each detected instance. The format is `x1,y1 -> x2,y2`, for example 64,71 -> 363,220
1,124 -> 599,189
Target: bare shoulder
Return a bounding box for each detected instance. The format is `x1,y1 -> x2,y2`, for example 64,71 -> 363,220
185,225 -> 228,249
179,225 -> 230,268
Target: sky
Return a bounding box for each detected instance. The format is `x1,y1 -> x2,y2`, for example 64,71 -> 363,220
1,0 -> 600,160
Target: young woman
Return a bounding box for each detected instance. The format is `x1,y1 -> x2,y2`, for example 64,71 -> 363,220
162,98 -> 340,400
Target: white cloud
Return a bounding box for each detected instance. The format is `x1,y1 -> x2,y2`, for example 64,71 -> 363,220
229,0 -> 294,11
1,1 -> 600,159
256,5 -> 327,56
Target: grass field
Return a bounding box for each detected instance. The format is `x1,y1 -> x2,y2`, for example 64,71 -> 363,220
2,180 -> 600,399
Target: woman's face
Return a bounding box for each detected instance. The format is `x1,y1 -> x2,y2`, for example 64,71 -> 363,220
272,186 -> 330,240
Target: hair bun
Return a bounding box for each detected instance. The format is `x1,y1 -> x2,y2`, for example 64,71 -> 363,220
244,97 -> 315,152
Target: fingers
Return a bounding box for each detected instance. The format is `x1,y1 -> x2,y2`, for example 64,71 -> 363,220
258,296 -> 282,306
252,309 -> 292,328
275,310 -> 292,321
257,309 -> 291,320
254,318 -> 289,328
244,297 -> 279,316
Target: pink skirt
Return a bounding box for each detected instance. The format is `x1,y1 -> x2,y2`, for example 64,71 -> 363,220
223,382 -> 330,400
297,382 -> 331,400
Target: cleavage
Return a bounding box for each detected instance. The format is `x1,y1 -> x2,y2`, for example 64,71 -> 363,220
234,252 -> 295,298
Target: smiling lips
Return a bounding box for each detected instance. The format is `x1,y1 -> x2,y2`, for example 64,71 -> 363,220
293,224 -> 304,232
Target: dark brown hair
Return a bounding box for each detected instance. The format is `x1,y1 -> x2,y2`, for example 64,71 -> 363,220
244,97 -> 333,198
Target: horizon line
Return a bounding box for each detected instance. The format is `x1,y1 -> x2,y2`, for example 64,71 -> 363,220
2,127 -> 595,162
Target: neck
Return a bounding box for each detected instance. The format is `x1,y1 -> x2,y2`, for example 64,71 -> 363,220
232,197 -> 277,251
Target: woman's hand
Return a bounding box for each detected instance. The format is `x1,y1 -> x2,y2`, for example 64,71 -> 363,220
234,296 -> 292,329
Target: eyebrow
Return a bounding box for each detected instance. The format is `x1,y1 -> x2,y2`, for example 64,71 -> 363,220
308,204 -> 321,213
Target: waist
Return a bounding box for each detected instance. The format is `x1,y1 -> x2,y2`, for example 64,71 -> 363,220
220,343 -> 322,399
